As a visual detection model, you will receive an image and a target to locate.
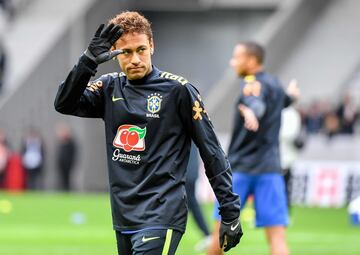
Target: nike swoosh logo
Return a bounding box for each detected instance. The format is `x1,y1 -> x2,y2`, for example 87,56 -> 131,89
112,95 -> 124,102
230,221 -> 239,231
142,236 -> 160,243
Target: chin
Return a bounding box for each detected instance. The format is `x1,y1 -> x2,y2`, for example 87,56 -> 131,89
239,71 -> 248,77
128,73 -> 146,80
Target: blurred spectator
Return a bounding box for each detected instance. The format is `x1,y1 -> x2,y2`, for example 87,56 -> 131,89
55,124 -> 77,191
0,130 -> 26,191
0,1 -> 10,34
304,100 -> 324,133
5,151 -> 26,191
280,106 -> 303,213
0,40 -> 6,94
0,0 -> 15,20
324,110 -> 340,139
0,129 -> 10,188
336,93 -> 358,134
21,128 -> 45,190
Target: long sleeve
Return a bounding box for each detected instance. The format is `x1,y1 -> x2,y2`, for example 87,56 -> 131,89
54,54 -> 105,118
179,84 -> 240,222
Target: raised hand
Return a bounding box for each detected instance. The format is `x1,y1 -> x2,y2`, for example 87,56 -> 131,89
84,23 -> 123,64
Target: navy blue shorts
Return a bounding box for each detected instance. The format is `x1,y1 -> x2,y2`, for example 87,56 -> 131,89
116,228 -> 182,255
214,172 -> 288,227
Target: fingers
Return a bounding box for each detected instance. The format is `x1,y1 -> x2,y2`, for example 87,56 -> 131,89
239,105 -> 259,131
235,233 -> 242,244
223,235 -> 233,252
108,49 -> 123,59
100,23 -> 123,45
219,235 -> 224,249
108,25 -> 122,38
219,233 -> 225,249
233,233 -> 241,248
95,50 -> 123,64
101,23 -> 115,37
109,27 -> 123,45
223,243 -> 232,252
223,234 -> 241,252
244,117 -> 259,131
94,24 -> 105,37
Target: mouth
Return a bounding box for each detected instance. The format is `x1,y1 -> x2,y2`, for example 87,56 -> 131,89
128,67 -> 144,71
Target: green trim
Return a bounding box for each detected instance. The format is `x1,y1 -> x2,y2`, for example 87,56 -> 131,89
162,229 -> 173,255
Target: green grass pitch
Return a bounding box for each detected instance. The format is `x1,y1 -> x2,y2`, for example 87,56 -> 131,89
0,192 -> 359,255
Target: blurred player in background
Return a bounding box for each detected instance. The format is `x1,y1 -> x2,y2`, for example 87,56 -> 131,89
208,42 -> 299,255
54,11 -> 242,255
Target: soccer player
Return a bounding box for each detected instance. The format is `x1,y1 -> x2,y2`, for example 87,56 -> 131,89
207,42 -> 299,255
54,11 -> 242,255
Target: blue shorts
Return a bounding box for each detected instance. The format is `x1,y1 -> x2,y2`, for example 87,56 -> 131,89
214,172 -> 288,227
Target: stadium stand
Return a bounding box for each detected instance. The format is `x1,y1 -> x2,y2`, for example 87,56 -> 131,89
0,0 -> 359,193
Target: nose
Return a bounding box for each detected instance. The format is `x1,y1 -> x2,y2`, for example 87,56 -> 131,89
130,53 -> 141,65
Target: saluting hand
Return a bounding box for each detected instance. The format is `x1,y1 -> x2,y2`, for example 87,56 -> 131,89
84,23 -> 123,65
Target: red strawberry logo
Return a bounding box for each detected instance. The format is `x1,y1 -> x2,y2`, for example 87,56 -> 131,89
113,125 -> 146,152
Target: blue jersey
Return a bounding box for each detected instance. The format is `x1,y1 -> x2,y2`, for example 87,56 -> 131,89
228,71 -> 292,174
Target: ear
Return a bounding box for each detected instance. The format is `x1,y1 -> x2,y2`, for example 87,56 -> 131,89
249,56 -> 258,68
150,38 -> 154,55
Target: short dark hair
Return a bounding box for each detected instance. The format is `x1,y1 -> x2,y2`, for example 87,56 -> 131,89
109,11 -> 153,41
241,42 -> 265,64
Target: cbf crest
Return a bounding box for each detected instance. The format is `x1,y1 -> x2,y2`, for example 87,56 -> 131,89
146,93 -> 163,118
147,93 -> 162,113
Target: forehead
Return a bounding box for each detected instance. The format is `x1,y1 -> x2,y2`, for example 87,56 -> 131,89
115,32 -> 151,49
234,44 -> 248,55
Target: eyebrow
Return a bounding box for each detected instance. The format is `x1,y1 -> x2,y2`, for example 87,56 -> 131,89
121,45 -> 148,51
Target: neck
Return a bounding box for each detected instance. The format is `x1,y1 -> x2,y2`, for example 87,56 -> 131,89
128,65 -> 155,85
148,64 -> 153,74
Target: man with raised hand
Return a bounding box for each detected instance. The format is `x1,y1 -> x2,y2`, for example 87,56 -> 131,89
55,11 -> 242,255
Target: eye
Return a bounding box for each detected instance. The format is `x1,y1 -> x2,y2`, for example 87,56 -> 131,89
121,50 -> 130,55
138,47 -> 146,53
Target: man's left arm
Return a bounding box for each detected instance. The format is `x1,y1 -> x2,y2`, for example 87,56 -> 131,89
179,84 -> 243,251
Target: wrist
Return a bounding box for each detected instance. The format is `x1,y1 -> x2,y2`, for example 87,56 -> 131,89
80,53 -> 98,70
222,216 -> 239,224
83,49 -> 98,64
221,211 -> 240,223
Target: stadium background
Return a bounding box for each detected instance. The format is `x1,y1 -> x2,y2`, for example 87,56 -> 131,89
0,0 -> 360,254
